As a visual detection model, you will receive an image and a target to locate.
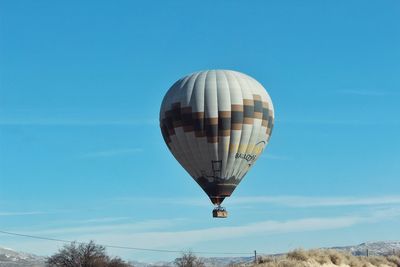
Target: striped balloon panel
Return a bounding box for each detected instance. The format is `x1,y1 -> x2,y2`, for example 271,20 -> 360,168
160,70 -> 274,204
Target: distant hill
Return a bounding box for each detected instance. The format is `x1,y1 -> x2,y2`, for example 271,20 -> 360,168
330,241 -> 400,256
0,247 -> 45,267
1,241 -> 400,267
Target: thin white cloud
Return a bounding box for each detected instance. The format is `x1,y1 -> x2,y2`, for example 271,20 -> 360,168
80,148 -> 143,158
5,216 -> 362,256
3,208 -> 399,260
337,90 -> 398,96
366,207 -> 400,221
24,218 -> 187,236
69,217 -> 129,224
122,216 -> 361,247
41,217 -> 130,227
0,211 -> 47,216
277,118 -> 400,126
0,117 -> 158,126
44,207 -> 400,251
113,195 -> 400,208
227,195 -> 400,207
112,196 -> 210,207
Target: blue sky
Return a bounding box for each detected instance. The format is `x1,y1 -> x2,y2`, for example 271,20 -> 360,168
1,0 -> 400,262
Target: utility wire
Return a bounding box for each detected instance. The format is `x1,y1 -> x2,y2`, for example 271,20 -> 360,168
0,230 -> 252,256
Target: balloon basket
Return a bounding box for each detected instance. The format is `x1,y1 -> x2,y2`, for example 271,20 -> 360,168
212,206 -> 228,218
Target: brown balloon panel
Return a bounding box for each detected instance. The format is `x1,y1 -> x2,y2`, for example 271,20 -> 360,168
194,176 -> 238,205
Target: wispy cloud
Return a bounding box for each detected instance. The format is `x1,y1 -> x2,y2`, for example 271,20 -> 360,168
0,116 -> 158,126
113,195 -> 400,208
30,208 -> 400,251
0,211 -> 47,216
4,208 -> 400,260
337,90 -> 399,97
80,148 -> 143,158
98,216 -> 362,249
227,195 -> 400,207
26,218 -> 187,236
68,217 -> 129,224
111,196 -> 210,207
277,118 -> 400,126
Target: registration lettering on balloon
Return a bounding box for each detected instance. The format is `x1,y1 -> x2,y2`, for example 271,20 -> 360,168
235,153 -> 257,162
234,140 -> 266,163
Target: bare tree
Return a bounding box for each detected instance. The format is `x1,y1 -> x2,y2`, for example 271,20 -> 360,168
108,257 -> 131,267
46,241 -> 132,267
174,251 -> 205,267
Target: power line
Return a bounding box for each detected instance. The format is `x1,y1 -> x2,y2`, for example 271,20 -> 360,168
0,230 -> 252,256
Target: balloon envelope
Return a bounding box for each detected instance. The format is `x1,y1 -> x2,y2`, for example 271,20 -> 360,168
160,70 -> 274,205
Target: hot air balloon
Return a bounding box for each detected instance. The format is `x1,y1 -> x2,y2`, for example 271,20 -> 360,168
160,70 -> 274,218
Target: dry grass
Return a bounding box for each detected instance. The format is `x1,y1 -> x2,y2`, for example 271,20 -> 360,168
247,249 -> 400,267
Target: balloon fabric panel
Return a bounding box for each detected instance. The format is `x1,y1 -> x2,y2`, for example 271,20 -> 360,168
160,70 -> 274,205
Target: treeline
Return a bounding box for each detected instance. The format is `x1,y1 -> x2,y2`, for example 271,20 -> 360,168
46,241 -> 206,267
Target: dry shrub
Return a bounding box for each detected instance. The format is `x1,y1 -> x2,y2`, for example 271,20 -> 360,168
347,256 -> 365,267
386,255 -> 400,266
307,249 -> 331,265
328,250 -> 346,265
278,260 -> 307,267
367,255 -> 396,267
287,249 -> 308,262
258,256 -> 276,264
253,249 -> 400,267
256,257 -> 308,267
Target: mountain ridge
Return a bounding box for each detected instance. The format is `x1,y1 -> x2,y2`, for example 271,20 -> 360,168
1,241 -> 400,267
0,247 -> 45,267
